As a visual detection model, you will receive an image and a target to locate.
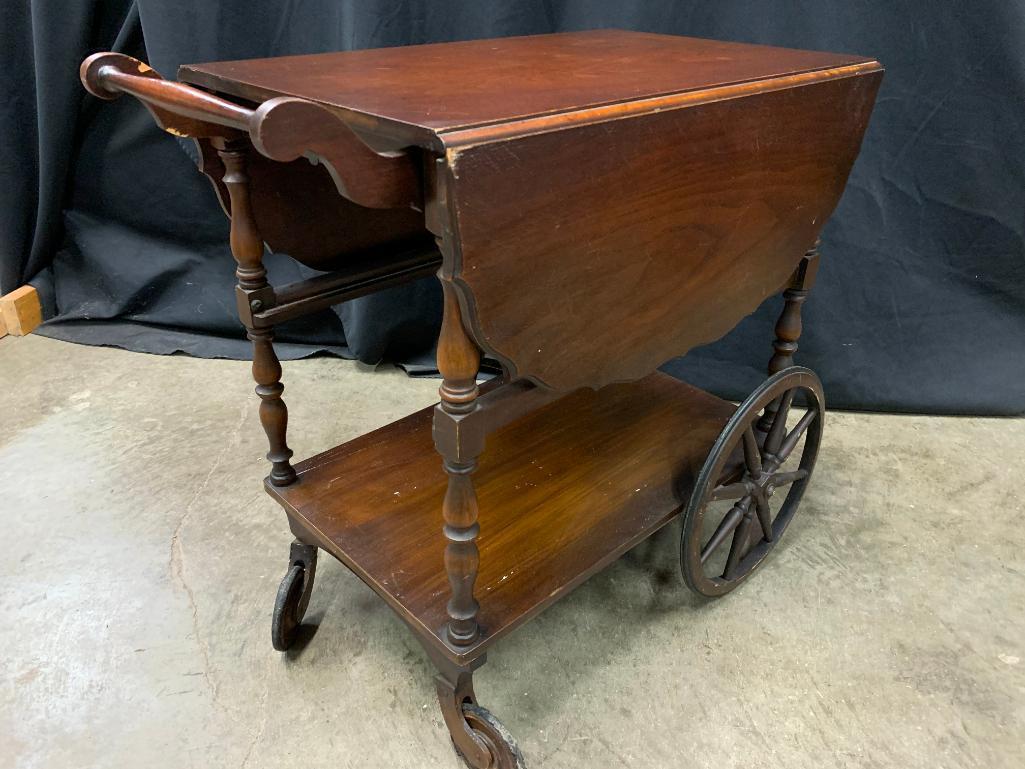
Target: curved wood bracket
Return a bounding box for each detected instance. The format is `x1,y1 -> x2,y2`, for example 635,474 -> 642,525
251,98 -> 421,210
80,52 -> 420,210
435,669 -> 493,768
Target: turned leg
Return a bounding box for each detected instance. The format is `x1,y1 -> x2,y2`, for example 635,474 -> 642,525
767,238 -> 820,375
218,140 -> 296,486
758,238 -> 820,432
433,281 -> 484,648
248,328 -> 295,485
429,288 -> 525,767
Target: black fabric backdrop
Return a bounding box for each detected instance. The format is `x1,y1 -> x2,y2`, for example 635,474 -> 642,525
4,2 -> 1024,412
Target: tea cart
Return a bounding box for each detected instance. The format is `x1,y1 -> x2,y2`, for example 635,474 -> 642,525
81,30 -> 881,768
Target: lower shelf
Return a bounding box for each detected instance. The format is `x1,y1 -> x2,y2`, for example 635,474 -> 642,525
267,371 -> 734,664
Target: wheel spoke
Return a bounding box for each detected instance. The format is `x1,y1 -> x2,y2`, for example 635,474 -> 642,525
742,426 -> 762,475
710,482 -> 749,501
724,510 -> 755,579
754,493 -> 774,542
764,388 -> 796,456
700,497 -> 750,563
778,408 -> 819,461
770,468 -> 809,487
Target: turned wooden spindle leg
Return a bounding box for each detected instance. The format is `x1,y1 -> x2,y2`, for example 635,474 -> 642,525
248,329 -> 295,485
768,239 -> 820,374
434,281 -> 484,647
218,141 -> 296,486
759,239 -> 820,433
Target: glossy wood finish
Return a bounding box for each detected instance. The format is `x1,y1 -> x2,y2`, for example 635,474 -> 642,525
248,97 -> 421,210
434,281 -> 485,647
218,140 -> 296,485
79,52 -> 436,485
437,67 -> 881,391
87,41 -> 881,395
80,32 -> 883,767
268,372 -> 734,665
81,52 -> 421,210
768,239 -> 820,376
179,30 -> 874,150
194,142 -> 430,272
759,240 -> 821,432
81,52 -> 248,138
254,246 -> 442,327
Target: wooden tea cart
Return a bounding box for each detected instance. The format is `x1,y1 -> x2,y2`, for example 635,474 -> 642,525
81,31 -> 881,767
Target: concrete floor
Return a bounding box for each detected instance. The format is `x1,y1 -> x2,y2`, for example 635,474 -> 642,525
1,334 -> 1023,769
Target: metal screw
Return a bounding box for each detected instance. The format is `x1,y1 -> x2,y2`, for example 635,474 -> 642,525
250,299 -> 264,312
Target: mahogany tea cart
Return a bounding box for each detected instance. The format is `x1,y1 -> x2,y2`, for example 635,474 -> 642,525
80,31 -> 881,767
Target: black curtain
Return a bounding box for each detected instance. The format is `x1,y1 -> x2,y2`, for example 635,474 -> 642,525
4,1 -> 1024,412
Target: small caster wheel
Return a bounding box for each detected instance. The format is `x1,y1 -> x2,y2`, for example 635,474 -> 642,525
454,703 -> 526,769
681,366 -> 824,598
271,541 -> 317,651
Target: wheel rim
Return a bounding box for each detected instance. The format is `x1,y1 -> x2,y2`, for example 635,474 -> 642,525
459,703 -> 526,769
681,367 -> 824,598
271,563 -> 305,651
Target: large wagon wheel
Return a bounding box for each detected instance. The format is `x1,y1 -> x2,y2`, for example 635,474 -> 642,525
681,366 -> 824,597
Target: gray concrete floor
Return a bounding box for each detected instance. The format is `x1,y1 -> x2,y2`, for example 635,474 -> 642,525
1,334 -> 1023,769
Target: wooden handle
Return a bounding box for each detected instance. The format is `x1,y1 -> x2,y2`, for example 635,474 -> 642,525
80,52 -> 251,137
80,52 -> 421,209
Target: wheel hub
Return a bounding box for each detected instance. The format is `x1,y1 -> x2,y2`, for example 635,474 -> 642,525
745,469 -> 777,499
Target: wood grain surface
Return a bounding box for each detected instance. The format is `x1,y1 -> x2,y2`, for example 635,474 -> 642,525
195,142 -> 431,271
179,30 -> 875,149
438,67 -> 882,391
178,32 -> 881,393
268,372 -> 734,664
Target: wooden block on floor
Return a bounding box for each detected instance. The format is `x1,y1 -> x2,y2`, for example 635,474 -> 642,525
0,309 -> 7,338
0,285 -> 42,336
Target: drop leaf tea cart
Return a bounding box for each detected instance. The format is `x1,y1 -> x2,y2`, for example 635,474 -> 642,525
81,31 -> 881,768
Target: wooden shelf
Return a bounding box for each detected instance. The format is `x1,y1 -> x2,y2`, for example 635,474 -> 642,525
268,372 -> 734,664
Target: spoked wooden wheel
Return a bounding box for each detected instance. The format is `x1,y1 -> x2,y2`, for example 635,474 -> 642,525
681,366 -> 824,598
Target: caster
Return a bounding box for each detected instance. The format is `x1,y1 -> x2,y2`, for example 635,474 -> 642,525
436,667 -> 526,769
271,540 -> 317,651
454,703 -> 526,769
681,366 -> 824,597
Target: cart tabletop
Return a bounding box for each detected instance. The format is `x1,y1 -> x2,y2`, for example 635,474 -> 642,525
179,29 -> 874,148
172,30 -> 883,392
